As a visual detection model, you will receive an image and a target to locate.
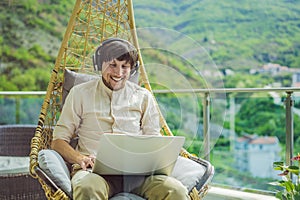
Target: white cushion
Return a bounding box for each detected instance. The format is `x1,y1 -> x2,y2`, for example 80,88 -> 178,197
171,156 -> 206,191
38,149 -> 72,197
0,156 -> 29,175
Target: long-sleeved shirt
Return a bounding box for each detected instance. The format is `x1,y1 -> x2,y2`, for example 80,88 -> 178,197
53,78 -> 161,156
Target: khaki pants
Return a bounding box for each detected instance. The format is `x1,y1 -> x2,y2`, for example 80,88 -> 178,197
72,170 -> 190,200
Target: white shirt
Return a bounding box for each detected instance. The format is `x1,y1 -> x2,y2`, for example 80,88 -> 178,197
53,78 -> 161,155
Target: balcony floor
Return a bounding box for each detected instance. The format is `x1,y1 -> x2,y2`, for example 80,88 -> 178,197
204,187 -> 277,200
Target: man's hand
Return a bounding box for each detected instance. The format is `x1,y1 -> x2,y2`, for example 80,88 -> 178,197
52,139 -> 96,171
78,154 -> 96,170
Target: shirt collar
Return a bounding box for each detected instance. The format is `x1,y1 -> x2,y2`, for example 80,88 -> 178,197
99,77 -> 129,96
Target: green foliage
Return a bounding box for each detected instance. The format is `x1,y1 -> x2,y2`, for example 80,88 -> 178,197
2,67 -> 50,91
0,75 -> 18,91
14,47 -> 36,63
0,1 -> 73,91
225,73 -> 273,89
270,155 -> 300,200
28,45 -> 52,62
214,136 -> 230,151
235,97 -> 287,140
10,68 -> 36,90
21,0 -> 39,12
234,96 -> 300,171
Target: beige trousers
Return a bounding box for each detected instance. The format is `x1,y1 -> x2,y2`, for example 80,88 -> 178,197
72,170 -> 190,200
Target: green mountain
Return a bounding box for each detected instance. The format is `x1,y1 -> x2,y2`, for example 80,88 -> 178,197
1,0 -> 300,91
133,0 -> 300,71
0,0 -> 74,90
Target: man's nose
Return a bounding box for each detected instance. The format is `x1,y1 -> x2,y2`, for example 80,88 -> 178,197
113,66 -> 123,76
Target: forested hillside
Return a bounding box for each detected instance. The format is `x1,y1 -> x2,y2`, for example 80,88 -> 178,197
134,0 -> 300,71
0,0 -> 74,91
1,0 -> 300,91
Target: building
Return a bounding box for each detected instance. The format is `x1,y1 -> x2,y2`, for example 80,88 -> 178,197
292,72 -> 300,87
235,134 -> 281,179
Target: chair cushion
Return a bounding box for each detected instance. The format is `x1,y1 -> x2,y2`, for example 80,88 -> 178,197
0,156 -> 47,199
37,150 -> 146,199
62,69 -> 99,106
171,156 -> 206,192
62,69 -> 139,107
38,149 -> 72,197
0,156 -> 29,175
37,149 -> 207,199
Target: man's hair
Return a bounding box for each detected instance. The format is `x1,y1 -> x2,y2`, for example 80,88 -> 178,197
93,38 -> 139,71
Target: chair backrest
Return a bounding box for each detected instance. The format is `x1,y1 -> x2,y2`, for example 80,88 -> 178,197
0,125 -> 36,156
29,0 -> 172,193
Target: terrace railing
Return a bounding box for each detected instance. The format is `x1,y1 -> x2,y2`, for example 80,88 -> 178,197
1,87 -> 300,193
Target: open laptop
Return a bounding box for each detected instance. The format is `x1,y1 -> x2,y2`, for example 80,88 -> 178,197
92,134 -> 185,176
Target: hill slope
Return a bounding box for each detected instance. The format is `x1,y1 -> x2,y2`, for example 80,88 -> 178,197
133,0 -> 300,70
1,0 -> 300,90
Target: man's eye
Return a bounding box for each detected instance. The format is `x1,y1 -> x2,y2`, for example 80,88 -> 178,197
109,64 -> 116,68
122,65 -> 130,69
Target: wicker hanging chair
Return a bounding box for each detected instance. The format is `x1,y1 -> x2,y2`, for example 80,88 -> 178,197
29,0 -> 214,199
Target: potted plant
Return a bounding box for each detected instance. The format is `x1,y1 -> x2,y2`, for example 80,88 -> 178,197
270,153 -> 300,200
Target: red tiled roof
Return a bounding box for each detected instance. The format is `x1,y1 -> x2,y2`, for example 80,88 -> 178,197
236,135 -> 278,144
249,137 -> 277,144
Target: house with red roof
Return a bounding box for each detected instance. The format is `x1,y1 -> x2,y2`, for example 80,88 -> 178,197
235,134 -> 281,178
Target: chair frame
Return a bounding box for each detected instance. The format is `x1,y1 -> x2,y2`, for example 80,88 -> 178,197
29,0 -> 214,199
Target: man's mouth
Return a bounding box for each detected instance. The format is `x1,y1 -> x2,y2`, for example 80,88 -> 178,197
111,76 -> 122,82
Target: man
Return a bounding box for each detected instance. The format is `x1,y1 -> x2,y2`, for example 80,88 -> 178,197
51,38 -> 190,200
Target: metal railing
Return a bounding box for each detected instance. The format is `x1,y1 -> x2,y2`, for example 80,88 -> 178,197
1,87 -> 300,165
153,87 -> 300,165
0,91 -> 45,125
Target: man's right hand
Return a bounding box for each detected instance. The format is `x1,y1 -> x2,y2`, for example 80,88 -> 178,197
52,139 -> 95,171
77,154 -> 96,170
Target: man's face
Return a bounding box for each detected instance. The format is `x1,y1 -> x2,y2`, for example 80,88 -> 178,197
101,58 -> 132,91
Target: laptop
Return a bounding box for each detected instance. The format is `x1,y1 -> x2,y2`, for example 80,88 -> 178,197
92,134 -> 185,176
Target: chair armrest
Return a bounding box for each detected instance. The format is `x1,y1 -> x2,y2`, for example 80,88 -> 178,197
34,165 -> 60,192
174,149 -> 214,193
189,156 -> 214,190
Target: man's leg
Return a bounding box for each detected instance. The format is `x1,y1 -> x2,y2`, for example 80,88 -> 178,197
133,175 -> 190,200
72,170 -> 109,200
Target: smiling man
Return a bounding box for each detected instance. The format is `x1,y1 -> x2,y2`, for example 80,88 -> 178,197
51,38 -> 190,200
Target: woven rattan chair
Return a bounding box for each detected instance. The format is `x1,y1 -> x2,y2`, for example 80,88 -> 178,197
29,0 -> 214,199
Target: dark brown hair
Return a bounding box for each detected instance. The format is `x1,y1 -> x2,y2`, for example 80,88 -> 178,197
94,39 -> 139,71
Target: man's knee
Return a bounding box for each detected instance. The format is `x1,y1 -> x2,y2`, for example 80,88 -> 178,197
142,175 -> 190,200
160,176 -> 189,199
72,171 -> 109,199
